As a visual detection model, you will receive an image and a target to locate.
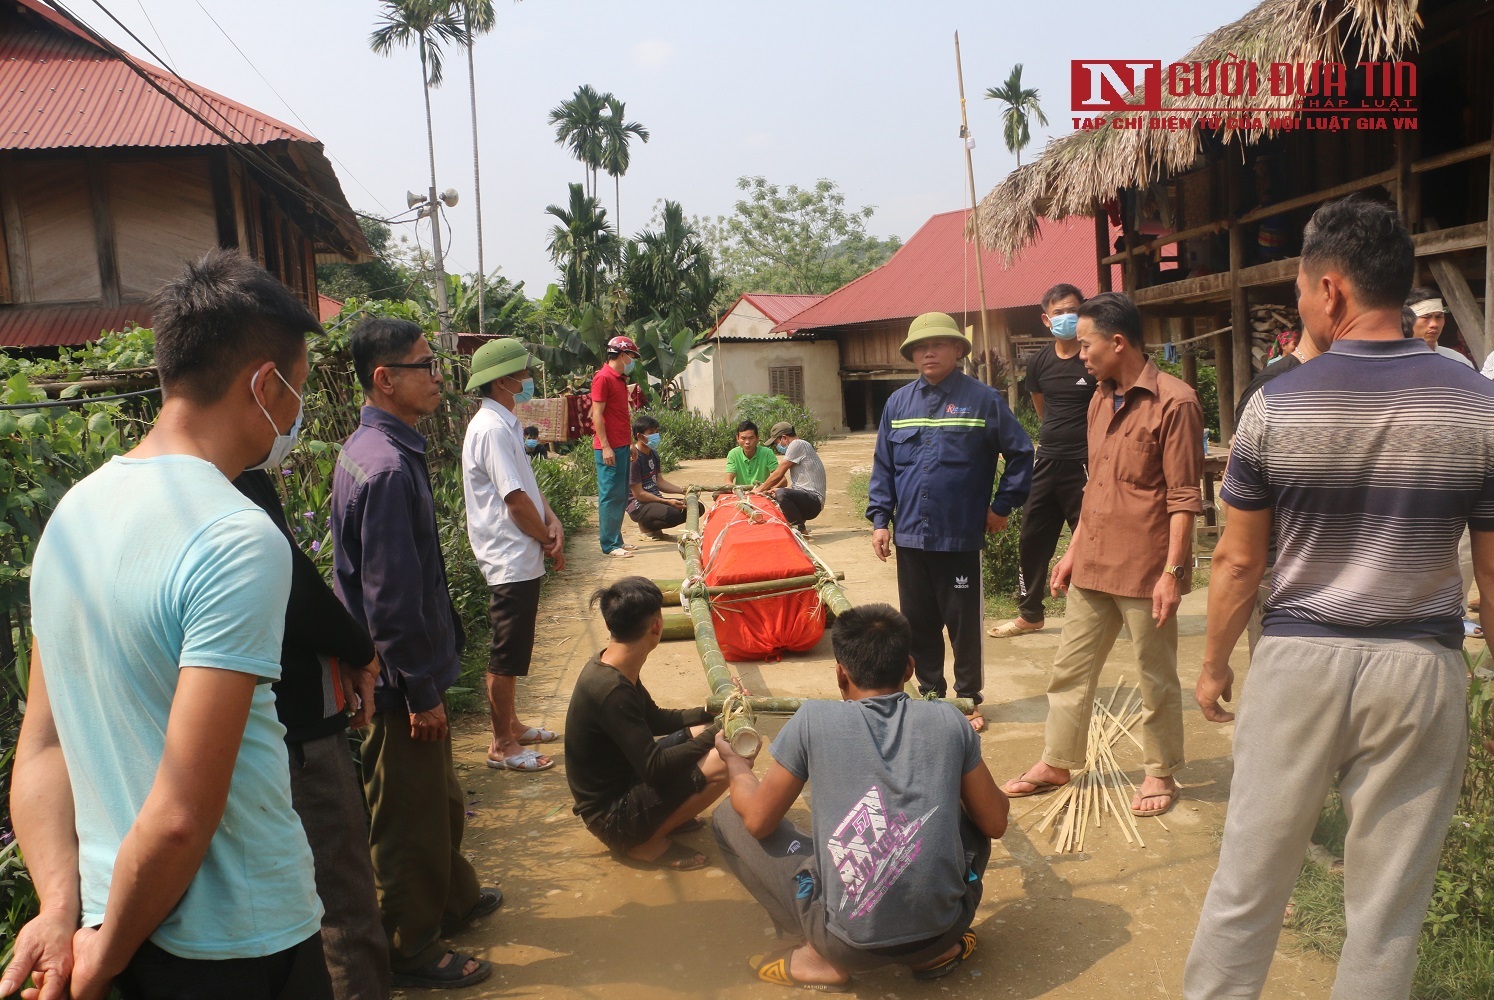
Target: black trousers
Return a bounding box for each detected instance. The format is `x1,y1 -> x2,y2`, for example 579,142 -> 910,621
896,547 -> 984,704
630,501 -> 687,533
775,489 -> 823,529
116,934 -> 333,1000
1017,456 -> 1087,624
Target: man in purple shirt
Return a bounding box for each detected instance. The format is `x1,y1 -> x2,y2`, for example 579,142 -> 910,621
332,319 -> 497,991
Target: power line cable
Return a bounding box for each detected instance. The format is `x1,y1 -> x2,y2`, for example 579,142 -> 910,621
186,0 -> 394,216
0,386 -> 160,410
130,0 -> 173,68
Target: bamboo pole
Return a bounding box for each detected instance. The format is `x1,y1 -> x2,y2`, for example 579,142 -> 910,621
954,32 -> 1008,401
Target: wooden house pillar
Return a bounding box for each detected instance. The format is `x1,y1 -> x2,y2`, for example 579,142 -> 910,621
1094,211 -> 1112,292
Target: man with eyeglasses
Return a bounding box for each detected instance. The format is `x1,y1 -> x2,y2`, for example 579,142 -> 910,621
331,320 -> 496,991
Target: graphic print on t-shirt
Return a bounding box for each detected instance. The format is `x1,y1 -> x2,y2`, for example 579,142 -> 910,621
826,785 -> 936,920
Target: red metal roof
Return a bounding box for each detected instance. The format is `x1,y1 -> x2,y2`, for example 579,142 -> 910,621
317,294 -> 343,323
740,293 -> 824,325
0,1 -> 311,150
0,304 -> 153,347
774,211 -> 1115,332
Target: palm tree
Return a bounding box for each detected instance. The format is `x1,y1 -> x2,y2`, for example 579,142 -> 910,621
985,63 -> 1049,167
455,0 -> 498,332
545,182 -> 620,307
548,85 -> 608,197
370,0 -> 466,332
599,95 -> 649,233
624,200 -> 710,323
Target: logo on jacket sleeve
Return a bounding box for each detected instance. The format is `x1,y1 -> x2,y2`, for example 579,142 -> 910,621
954,575 -> 970,589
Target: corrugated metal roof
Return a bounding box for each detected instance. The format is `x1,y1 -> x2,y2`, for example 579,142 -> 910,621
317,294 -> 343,322
0,2 -> 311,150
0,303 -> 153,347
774,211 -> 1116,333
706,292 -> 824,341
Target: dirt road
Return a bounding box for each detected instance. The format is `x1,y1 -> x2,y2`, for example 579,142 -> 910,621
436,433 -> 1337,999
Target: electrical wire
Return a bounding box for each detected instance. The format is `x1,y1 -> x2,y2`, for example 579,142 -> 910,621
0,386 -> 161,410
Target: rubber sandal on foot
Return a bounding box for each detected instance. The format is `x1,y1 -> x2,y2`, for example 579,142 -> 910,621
391,951 -> 492,990
1131,787 -> 1180,818
443,886 -> 503,934
517,726 -> 557,745
1003,772 -> 1068,798
987,619 -> 1042,638
912,931 -> 977,981
750,949 -> 851,992
487,749 -> 554,772
626,839 -> 707,872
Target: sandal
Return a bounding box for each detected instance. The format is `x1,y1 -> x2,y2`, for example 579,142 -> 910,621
443,887 -> 503,935
1131,786 -> 1180,818
1003,772 -> 1068,798
750,948 -> 851,992
487,749 -> 554,772
625,839 -> 707,872
912,931 -> 977,981
517,726 -> 557,745
391,951 -> 492,990
987,619 -> 1042,638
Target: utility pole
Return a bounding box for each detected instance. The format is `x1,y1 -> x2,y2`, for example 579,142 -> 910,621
426,184 -> 454,350
956,32 -> 1015,406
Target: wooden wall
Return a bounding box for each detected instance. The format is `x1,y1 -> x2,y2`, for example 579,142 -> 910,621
0,148 -> 320,313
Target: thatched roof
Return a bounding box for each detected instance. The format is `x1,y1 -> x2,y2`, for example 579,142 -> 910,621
971,0 -> 1419,258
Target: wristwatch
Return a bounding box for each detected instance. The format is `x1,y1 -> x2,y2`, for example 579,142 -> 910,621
1163,564 -> 1188,580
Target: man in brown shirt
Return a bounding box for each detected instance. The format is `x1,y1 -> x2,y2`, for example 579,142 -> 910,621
1003,292 -> 1203,818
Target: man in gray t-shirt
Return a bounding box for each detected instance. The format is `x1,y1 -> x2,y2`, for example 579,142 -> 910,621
755,421 -> 827,534
713,604 -> 1009,990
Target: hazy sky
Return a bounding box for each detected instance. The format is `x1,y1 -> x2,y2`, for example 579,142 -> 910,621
79,0 -> 1256,292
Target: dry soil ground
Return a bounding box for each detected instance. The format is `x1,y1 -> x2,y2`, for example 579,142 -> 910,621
426,432 -> 1339,999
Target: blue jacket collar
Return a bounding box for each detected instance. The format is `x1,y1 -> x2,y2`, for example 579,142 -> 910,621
916,368 -> 968,395
359,405 -> 427,454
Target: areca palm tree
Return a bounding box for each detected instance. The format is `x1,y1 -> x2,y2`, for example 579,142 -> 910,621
985,63 -> 1048,167
545,182 -> 620,307
548,85 -> 608,197
599,96 -> 649,233
370,0 -> 466,332
455,0 -> 498,332
624,200 -> 710,323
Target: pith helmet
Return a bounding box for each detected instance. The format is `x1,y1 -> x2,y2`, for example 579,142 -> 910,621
900,312 -> 971,361
465,337 -> 533,392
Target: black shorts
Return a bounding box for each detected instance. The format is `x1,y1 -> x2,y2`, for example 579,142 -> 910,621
487,577 -> 543,676
588,730 -> 708,850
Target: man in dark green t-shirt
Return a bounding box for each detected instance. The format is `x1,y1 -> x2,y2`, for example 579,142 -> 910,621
724,420 -> 778,486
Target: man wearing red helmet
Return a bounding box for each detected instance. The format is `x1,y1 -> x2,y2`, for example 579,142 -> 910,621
591,336 -> 641,558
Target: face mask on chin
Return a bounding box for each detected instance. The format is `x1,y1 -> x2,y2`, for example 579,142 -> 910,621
508,376 -> 535,405
246,368 -> 303,472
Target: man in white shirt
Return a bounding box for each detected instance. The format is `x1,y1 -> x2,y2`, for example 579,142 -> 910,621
462,339 -> 566,773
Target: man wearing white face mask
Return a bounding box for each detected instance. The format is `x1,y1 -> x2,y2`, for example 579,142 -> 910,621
991,283 -> 1095,639
462,338 -> 567,774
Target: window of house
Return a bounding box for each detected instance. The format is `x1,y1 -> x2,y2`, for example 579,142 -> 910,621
769,365 -> 805,407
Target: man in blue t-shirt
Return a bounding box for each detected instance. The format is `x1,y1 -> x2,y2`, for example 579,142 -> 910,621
4,250 -> 330,1000
713,604 -> 1009,990
1186,198 -> 1494,1000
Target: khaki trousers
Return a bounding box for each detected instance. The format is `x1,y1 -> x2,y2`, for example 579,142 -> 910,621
1042,585 -> 1184,777
1184,636 -> 1468,999
360,707 -> 481,973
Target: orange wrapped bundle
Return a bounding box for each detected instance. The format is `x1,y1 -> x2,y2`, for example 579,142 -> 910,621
699,494 -> 825,662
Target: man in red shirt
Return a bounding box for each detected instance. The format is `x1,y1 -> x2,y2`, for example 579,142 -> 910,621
591,336 -> 640,558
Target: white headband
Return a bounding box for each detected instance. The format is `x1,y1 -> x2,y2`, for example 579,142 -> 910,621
1410,299 -> 1447,318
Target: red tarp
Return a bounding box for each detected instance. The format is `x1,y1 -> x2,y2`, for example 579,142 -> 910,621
700,494 -> 825,662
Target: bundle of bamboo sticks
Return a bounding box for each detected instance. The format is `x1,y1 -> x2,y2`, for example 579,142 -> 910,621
1029,678 -> 1170,853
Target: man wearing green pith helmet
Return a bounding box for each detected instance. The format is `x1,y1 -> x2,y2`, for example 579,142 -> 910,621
865,312 -> 1034,730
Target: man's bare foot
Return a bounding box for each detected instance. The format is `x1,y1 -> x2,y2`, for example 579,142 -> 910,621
1130,774 -> 1179,817
912,940 -> 963,971
966,711 -> 986,732
1003,761 -> 1070,797
783,944 -> 851,987
627,838 -> 705,870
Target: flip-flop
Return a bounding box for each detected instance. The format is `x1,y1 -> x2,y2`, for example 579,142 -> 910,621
987,619 -> 1043,638
1003,772 -> 1068,798
1464,619 -> 1484,639
442,887 -> 503,935
912,931 -> 978,981
750,948 -> 851,992
487,749 -> 554,772
391,951 -> 492,990
1131,787 -> 1180,818
517,726 -> 557,745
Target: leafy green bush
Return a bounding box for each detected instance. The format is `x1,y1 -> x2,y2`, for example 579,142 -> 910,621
650,408 -> 736,461
735,394 -> 823,445
1156,358 -> 1221,439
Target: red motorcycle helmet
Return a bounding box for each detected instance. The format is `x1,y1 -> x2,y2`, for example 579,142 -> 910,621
606,335 -> 640,357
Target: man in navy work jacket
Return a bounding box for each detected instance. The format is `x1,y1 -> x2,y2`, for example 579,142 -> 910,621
867,312 -> 1034,730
